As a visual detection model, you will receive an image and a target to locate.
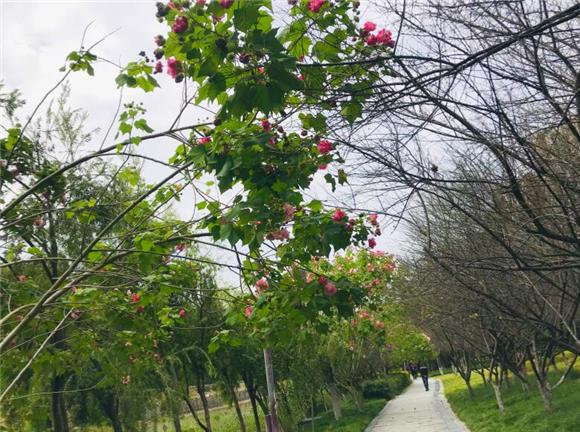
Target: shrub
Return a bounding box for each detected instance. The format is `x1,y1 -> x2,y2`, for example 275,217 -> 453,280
362,372 -> 410,400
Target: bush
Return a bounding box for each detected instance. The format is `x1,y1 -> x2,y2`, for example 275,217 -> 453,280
362,372 -> 410,399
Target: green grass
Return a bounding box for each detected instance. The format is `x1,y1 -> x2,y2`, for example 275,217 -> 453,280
298,398 -> 386,432
439,361 -> 580,432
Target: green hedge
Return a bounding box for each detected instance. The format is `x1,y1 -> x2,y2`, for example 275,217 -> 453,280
362,372 -> 410,399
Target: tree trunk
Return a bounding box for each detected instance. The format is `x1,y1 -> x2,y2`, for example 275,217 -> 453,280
171,408 -> 182,432
263,348 -> 280,432
184,396 -> 209,432
327,383 -> 342,420
491,382 -> 505,413
248,389 -> 262,432
95,390 -> 123,432
350,387 -> 364,411
51,374 -> 70,432
464,378 -> 474,399
231,385 -> 246,432
196,374 -> 212,432
537,381 -> 553,412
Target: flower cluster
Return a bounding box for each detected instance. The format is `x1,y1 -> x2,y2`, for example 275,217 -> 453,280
308,0 -> 325,13
317,276 -> 337,297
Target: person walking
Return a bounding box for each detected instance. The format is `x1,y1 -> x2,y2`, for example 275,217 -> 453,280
419,364 -> 429,391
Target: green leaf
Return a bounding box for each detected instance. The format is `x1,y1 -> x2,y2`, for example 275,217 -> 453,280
308,200 -> 323,213
134,119 -> 154,133
233,3 -> 260,32
341,102 -> 363,124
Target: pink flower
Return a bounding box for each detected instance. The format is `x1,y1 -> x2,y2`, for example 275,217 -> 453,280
323,282 -> 337,296
363,21 -> 376,33
367,264 -> 375,272
376,29 -> 394,47
372,278 -> 380,286
172,16 -> 189,34
383,262 -> 396,272
366,34 -> 378,46
220,0 -> 234,8
34,217 -> 45,227
154,61 -> 163,74
306,273 -> 315,283
196,0 -> 206,5
359,310 -> 369,319
167,57 -> 181,79
258,66 -> 265,74
374,320 -> 385,329
283,203 -> 296,221
255,277 -> 269,292
318,164 -> 328,170
368,213 -> 378,226
348,268 -> 357,275
136,306 -> 145,314
132,293 -> 140,303
245,305 -> 253,318
261,119 -> 272,131
331,208 -> 347,222
317,139 -> 333,154
71,286 -> 78,294
268,228 -> 289,241
368,238 -> 377,249
351,319 -> 358,327
175,243 -> 186,252
178,308 -> 186,317
198,136 -> 211,145
298,74 -> 305,81
318,276 -> 328,285
17,275 -> 27,283
308,0 -> 325,13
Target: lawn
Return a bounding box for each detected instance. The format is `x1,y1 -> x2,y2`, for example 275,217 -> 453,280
298,399 -> 386,432
439,359 -> 580,432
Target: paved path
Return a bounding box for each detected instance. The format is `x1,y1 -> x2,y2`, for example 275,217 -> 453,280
365,378 -> 470,432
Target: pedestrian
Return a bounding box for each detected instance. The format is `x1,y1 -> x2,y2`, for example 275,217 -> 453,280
410,363 -> 418,380
419,364 -> 429,391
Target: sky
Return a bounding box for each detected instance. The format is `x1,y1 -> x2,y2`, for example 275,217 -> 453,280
1,0 -> 408,283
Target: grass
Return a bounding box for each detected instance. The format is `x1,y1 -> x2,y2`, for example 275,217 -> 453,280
439,359 -> 580,432
297,398 -> 387,432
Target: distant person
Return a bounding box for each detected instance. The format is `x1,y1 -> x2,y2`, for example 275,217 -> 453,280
410,363 -> 418,380
419,364 -> 429,391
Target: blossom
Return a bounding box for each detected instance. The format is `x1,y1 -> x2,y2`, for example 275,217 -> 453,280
245,305 -> 253,318
136,306 -> 145,314
318,164 -> 328,170
366,34 -> 378,46
172,16 -> 189,34
331,208 -> 347,222
368,238 -> 377,249
198,136 -> 212,145
267,228 -> 290,241
372,278 -> 381,286
362,21 -> 376,33
374,320 -> 385,329
255,277 -> 269,292
323,281 -> 337,296
178,308 -> 186,318
196,0 -> 206,5
122,376 -> 131,385
351,319 -> 358,327
318,275 -> 328,285
359,310 -> 369,319
298,74 -> 305,81
34,217 -> 45,227
368,213 -> 379,226
154,61 -> 163,74
376,29 -> 394,47
383,262 -> 396,272
317,139 -> 333,154
132,293 -> 140,303
167,57 -> 181,79
283,203 -> 296,221
367,263 -> 375,272
308,0 -> 325,13
258,66 -> 265,74
306,273 -> 315,283
175,243 -> 186,252
261,119 -> 272,131
220,0 -> 234,8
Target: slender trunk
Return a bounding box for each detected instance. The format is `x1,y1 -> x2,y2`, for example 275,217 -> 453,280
184,396 -> 209,432
491,382 -> 505,413
350,387 -> 364,411
464,378 -> 474,399
196,374 -> 212,432
51,374 -> 70,432
537,381 -> 553,412
231,385 -> 246,432
436,357 -> 444,376
263,348 -> 279,432
327,383 -> 342,420
95,390 -> 123,432
171,408 -> 182,432
248,389 -> 262,432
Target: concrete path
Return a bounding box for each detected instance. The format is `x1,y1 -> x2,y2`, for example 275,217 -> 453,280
365,377 -> 470,432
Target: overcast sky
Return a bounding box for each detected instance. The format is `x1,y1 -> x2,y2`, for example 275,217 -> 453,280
1,0 -> 407,283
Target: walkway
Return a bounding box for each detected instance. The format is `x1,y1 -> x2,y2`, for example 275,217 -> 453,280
365,377 -> 470,432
